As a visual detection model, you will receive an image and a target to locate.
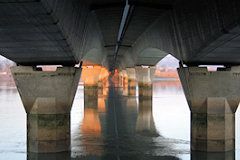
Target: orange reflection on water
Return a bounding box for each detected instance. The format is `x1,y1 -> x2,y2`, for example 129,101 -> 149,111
81,108 -> 101,137
80,94 -> 107,155
98,97 -> 106,113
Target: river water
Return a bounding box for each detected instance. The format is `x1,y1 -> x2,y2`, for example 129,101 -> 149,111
0,79 -> 240,160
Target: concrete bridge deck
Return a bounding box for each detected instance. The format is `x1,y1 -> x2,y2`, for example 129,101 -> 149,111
0,0 -> 239,69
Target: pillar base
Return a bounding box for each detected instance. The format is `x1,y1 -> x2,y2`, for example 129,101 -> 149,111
178,66 -> 240,152
191,110 -> 235,152
27,152 -> 71,160
138,82 -> 153,98
11,66 -> 81,153
27,113 -> 70,153
191,151 -> 235,160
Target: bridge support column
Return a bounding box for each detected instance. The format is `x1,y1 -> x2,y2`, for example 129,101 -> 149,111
98,67 -> 109,90
82,67 -> 102,108
135,66 -> 156,98
191,151 -> 235,160
11,66 -> 81,153
119,71 -> 124,87
178,66 -> 240,152
126,68 -> 136,96
84,85 -> 98,108
122,70 -> 128,96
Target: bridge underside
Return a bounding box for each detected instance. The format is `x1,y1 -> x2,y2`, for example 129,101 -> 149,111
0,1 -> 77,66
186,26 -> 240,66
0,0 -> 239,68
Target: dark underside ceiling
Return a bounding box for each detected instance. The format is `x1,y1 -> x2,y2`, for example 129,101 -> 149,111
0,1 -> 77,66
93,3 -> 168,68
0,0 -> 240,67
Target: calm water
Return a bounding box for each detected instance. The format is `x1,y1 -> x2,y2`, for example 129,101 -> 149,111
0,79 -> 240,160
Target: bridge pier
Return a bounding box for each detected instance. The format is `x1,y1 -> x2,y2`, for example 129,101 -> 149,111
119,71 -> 124,87
98,67 -> 109,90
135,66 -> 156,98
82,67 -> 102,108
11,66 -> 81,153
121,69 -> 128,96
122,70 -> 128,87
126,68 -> 136,96
27,152 -> 71,160
191,151 -> 235,160
178,66 -> 240,152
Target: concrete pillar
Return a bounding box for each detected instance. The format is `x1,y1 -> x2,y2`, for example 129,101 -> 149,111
126,68 -> 136,96
135,66 -> 156,98
191,151 -> 235,160
122,70 -> 128,86
81,66 -> 102,108
98,67 -> 110,89
178,66 -> 240,152
121,70 -> 128,96
119,71 -> 124,87
11,66 -> 81,153
27,152 -> 71,160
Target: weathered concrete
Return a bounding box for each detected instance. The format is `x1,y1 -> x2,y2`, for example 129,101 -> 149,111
118,71 -> 124,87
81,66 -> 102,108
84,85 -> 98,109
11,66 -> 81,153
27,152 -> 71,160
121,70 -> 128,96
126,68 -> 136,96
178,66 -> 240,152
1,0 -> 240,68
191,151 -> 235,160
122,69 -> 128,86
98,67 -> 110,89
135,66 -> 156,98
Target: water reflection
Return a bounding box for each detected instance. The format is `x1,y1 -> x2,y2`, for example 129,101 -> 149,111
0,79 -> 240,160
70,79 -> 182,159
80,87 -> 103,156
136,98 -> 158,136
